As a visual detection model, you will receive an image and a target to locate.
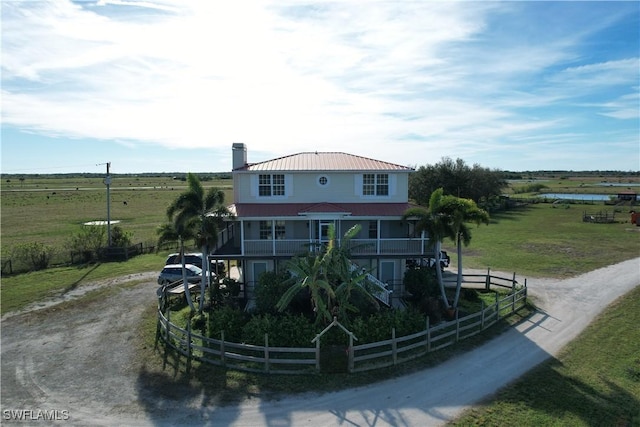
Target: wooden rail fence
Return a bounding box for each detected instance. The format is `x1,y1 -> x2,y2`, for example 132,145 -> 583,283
156,272 -> 528,374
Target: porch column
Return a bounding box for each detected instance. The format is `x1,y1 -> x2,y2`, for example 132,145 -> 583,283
271,220 -> 276,256
240,220 -> 245,256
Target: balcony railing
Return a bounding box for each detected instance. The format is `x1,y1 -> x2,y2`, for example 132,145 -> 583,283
242,237 -> 431,257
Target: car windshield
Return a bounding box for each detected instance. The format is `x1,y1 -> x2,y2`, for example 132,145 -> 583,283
187,265 -> 202,275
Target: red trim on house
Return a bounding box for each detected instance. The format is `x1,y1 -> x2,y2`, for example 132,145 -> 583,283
231,202 -> 416,218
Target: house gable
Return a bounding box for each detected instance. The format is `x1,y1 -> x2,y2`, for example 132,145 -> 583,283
232,145 -> 413,206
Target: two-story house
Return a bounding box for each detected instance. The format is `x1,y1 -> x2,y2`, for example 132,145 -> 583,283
212,143 -> 434,308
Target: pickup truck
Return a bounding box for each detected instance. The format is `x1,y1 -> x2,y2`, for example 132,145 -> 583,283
407,251 -> 450,271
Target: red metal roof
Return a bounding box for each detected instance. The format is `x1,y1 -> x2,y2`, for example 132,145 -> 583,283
230,202 -> 416,218
235,152 -> 414,172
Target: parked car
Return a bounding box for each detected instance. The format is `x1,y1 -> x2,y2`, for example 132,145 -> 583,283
429,250 -> 450,271
406,251 -> 450,271
157,264 -> 203,286
164,252 -> 226,275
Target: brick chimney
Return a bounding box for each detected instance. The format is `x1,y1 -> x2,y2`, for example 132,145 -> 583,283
232,143 -> 247,170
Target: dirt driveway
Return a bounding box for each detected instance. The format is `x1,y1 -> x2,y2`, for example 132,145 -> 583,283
1,259 -> 639,426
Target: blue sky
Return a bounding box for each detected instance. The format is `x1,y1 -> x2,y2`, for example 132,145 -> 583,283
1,0 -> 639,174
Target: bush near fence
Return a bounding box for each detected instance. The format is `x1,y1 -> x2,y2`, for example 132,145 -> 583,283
1,241 -> 182,276
156,272 -> 528,375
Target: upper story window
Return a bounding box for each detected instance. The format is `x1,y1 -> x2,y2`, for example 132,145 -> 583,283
259,220 -> 286,240
363,173 -> 389,196
259,174 -> 285,197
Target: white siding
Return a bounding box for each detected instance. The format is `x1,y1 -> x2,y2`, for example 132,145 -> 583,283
234,171 -> 409,204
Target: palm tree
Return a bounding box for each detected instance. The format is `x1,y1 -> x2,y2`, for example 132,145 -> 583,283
436,195 -> 490,309
403,188 -> 456,309
156,221 -> 197,312
326,224 -> 381,323
165,173 -> 232,312
277,251 -> 335,325
277,224 -> 379,325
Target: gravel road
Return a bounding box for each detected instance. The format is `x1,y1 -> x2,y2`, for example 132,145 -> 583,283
1,259 -> 638,426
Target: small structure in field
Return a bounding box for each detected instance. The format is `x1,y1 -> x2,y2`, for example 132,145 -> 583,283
617,191 -> 638,201
582,211 -> 616,223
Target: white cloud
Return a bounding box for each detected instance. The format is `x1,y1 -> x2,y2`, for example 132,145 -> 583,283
1,0 -> 638,171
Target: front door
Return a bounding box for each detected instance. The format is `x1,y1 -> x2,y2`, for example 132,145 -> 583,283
319,220 -> 335,243
380,261 -> 395,286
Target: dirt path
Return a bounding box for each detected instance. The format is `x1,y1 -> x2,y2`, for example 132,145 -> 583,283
1,259 -> 638,426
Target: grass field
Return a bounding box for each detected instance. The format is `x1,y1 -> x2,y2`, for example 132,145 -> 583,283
0,175 -> 233,259
450,286 -> 640,426
450,202 -> 640,278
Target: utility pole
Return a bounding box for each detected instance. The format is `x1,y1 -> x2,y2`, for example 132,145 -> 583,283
99,162 -> 112,247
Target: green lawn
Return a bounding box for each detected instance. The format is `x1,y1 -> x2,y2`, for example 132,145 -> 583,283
450,286 -> 640,426
0,253 -> 165,315
447,203 -> 639,278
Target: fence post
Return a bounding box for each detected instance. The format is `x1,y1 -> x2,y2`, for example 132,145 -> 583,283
392,328 -> 397,365
166,309 -> 171,342
315,336 -> 321,372
348,333 -> 354,373
480,300 -> 485,330
186,317 -> 192,373
264,333 -> 270,373
495,292 -> 500,320
162,309 -> 171,367
221,330 -> 226,367
455,309 -> 460,341
155,309 -> 162,348
426,316 -> 431,352
486,267 -> 491,291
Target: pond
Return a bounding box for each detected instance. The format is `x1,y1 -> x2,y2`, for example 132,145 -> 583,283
538,193 -> 613,201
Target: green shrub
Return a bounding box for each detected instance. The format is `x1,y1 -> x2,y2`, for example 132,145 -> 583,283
110,225 -> 133,247
403,267 -> 438,300
513,183 -> 549,194
190,312 -> 207,331
11,242 -> 55,271
221,277 -> 241,297
67,225 -> 105,262
207,306 -> 248,342
241,313 -> 316,347
254,270 -> 296,314
351,309 -> 426,344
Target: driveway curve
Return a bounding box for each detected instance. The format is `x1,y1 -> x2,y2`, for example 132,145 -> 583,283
1,258 -> 638,426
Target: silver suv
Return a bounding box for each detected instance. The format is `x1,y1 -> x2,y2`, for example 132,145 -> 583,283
157,264 -> 202,286
164,253 -> 226,274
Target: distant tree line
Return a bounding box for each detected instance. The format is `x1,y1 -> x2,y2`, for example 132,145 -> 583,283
2,172 -> 233,180
409,157 -> 508,208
